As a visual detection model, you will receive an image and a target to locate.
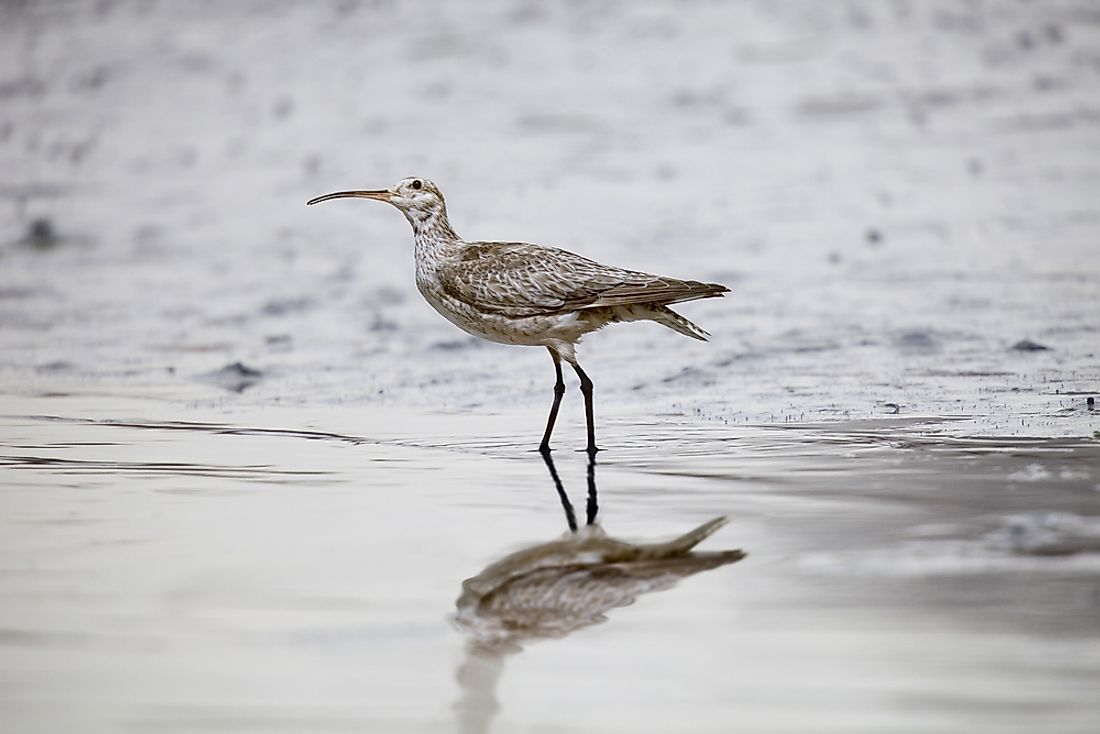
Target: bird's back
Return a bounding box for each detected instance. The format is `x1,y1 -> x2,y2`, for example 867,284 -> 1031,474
436,241 -> 728,319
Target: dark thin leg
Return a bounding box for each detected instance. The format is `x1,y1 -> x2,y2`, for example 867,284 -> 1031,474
539,445 -> 577,532
584,448 -> 599,526
571,362 -> 599,453
539,349 -> 566,452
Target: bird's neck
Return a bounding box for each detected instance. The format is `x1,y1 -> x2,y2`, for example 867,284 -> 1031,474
406,206 -> 459,243
409,207 -> 461,275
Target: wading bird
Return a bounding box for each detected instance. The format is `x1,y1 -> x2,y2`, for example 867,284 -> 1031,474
307,177 -> 728,453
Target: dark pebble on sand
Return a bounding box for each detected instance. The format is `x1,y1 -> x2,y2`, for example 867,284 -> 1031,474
1012,339 -> 1050,352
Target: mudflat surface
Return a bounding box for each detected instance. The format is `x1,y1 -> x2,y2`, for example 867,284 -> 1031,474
2,0 -> 1098,432
2,1 -> 1099,732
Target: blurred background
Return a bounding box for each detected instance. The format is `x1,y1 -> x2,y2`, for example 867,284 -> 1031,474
2,0 -> 1098,431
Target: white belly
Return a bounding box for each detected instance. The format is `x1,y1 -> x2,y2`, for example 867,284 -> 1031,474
416,279 -> 603,348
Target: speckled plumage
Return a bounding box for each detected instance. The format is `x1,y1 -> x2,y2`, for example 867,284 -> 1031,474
308,177 -> 729,451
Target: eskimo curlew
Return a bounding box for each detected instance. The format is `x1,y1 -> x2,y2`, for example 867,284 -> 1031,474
307,177 -> 728,453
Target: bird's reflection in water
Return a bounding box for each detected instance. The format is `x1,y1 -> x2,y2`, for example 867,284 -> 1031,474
453,450 -> 746,733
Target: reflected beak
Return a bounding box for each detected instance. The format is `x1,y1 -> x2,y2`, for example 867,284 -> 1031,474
306,189 -> 392,206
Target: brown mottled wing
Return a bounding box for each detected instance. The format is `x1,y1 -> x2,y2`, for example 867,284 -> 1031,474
439,242 -> 728,318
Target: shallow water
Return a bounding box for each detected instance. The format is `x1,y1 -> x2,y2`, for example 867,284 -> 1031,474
2,391 -> 1099,733
2,1 -> 1100,731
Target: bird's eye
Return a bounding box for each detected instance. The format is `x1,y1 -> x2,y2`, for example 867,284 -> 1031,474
411,179 -> 422,190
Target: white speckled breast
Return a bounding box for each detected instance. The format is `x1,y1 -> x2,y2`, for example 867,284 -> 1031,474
416,275 -> 601,348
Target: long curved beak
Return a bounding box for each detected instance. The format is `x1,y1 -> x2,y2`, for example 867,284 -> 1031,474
306,190 -> 392,206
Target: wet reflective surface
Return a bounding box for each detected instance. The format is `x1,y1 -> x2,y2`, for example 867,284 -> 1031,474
455,453 -> 745,733
2,394 -> 1098,732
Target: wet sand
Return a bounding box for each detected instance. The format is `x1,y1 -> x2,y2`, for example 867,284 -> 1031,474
2,390 -> 1098,733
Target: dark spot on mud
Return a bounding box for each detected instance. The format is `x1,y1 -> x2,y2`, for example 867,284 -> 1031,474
0,76 -> 47,100
660,365 -> 709,385
1087,397 -> 1095,410
796,93 -> 883,118
365,286 -> 406,306
1012,339 -> 1050,352
1032,74 -> 1061,92
895,330 -> 939,352
655,163 -> 677,180
302,153 -> 322,178
368,314 -> 399,333
865,228 -> 883,245
723,107 -> 751,126
227,361 -> 261,377
0,286 -> 37,300
430,338 -> 480,351
203,362 -> 264,393
70,66 -> 111,93
132,223 -> 163,249
35,361 -> 75,374
272,96 -> 294,119
19,218 -> 60,250
261,297 -> 314,317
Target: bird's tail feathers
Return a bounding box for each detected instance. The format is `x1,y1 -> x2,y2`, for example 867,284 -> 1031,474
652,305 -> 710,341
608,303 -> 711,341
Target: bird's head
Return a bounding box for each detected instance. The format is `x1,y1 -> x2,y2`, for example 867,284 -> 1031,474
307,177 -> 451,234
